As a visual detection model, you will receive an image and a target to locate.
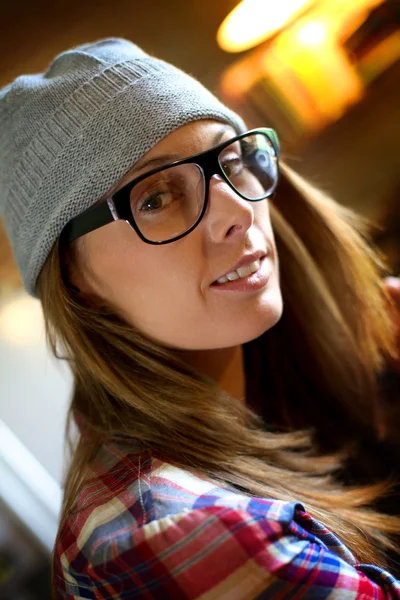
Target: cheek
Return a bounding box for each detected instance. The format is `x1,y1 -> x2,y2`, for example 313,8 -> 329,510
120,269 -> 204,346
92,237 -> 201,336
256,202 -> 276,248
255,200 -> 272,228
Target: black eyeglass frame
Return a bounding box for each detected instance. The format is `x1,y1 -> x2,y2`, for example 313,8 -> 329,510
60,127 -> 280,246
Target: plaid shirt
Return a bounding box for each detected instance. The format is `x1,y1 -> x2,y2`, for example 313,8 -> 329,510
55,439 -> 400,599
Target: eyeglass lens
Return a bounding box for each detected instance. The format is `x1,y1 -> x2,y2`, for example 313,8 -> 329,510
129,132 -> 278,242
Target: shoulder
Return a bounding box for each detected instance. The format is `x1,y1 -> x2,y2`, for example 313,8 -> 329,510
56,439 -> 303,533
54,441 -> 400,599
55,441 -> 304,553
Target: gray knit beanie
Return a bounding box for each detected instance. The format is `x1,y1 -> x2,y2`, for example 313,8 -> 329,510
0,37 -> 246,297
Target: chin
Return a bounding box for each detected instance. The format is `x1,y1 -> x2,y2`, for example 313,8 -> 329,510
241,304 -> 283,345
242,287 -> 284,340
206,292 -> 284,350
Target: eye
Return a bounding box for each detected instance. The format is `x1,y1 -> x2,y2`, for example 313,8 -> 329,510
139,191 -> 175,212
220,152 -> 244,179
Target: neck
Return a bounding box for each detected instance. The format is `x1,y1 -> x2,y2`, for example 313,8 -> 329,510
177,345 -> 245,404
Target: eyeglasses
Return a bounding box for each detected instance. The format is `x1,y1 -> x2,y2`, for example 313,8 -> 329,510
60,127 -> 280,246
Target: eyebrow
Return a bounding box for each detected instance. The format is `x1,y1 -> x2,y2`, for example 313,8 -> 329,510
130,125 -> 235,176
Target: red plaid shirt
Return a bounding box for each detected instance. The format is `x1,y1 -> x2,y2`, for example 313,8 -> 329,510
54,437 -> 400,599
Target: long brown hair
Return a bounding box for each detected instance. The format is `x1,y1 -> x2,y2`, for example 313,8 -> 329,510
38,162 -> 400,593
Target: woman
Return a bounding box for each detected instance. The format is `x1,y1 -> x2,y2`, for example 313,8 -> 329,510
1,38 -> 400,599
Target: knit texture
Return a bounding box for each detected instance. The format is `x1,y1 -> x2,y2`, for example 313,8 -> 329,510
0,38 -> 246,297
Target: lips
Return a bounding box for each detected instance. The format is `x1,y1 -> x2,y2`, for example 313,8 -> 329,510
213,250 -> 267,283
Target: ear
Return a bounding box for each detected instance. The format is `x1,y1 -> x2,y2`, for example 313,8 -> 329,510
61,237 -> 93,296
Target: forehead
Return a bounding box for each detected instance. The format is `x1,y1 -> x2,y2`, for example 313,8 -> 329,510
133,121 -> 237,172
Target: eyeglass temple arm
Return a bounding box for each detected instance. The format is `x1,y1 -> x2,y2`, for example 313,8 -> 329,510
60,198 -> 117,244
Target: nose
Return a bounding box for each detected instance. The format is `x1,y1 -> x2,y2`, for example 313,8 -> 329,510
205,174 -> 254,242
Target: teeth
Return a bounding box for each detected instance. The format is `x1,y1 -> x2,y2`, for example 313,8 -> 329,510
237,261 -> 259,278
216,259 -> 260,284
226,271 -> 239,281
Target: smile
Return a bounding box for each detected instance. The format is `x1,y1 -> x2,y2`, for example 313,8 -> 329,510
215,259 -> 260,284
210,257 -> 271,293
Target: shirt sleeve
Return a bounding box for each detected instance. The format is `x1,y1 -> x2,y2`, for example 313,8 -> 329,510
58,504 -> 400,599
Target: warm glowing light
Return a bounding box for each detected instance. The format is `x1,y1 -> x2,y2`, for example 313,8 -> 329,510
273,19 -> 365,123
296,21 -> 327,47
217,0 -> 312,52
0,294 -> 43,346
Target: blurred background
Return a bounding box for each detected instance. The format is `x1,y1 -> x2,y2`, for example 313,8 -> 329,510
0,0 -> 399,597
